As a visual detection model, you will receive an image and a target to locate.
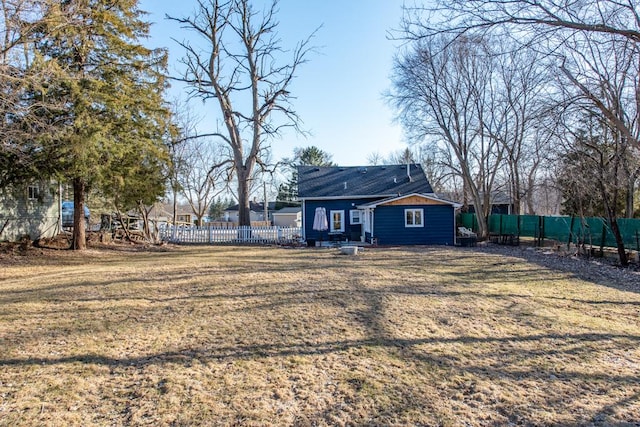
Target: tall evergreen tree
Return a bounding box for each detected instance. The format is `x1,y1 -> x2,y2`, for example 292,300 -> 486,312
277,146 -> 334,203
208,196 -> 233,221
24,0 -> 171,249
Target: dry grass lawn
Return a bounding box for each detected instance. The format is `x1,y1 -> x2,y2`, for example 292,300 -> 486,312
0,245 -> 639,426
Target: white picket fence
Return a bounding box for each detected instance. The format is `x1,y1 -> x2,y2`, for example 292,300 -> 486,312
160,224 -> 302,245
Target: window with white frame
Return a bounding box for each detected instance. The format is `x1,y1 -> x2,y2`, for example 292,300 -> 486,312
349,209 -> 362,225
28,185 -> 40,200
405,208 -> 424,227
330,210 -> 345,232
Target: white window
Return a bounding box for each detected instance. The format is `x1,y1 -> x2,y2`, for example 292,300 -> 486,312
28,185 -> 40,200
330,210 -> 345,232
405,208 -> 424,227
350,209 -> 362,225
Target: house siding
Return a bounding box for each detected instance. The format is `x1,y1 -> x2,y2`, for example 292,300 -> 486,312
303,198 -> 378,241
273,212 -> 301,227
373,204 -> 454,245
0,183 -> 60,241
224,210 -> 266,223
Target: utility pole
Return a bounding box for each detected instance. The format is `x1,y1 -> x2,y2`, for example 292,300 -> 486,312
263,182 -> 268,225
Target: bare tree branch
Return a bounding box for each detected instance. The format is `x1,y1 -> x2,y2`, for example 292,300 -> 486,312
167,0 -> 316,226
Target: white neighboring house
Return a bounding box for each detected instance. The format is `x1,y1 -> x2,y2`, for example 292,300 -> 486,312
272,207 -> 301,228
223,201 -> 276,224
0,181 -> 62,241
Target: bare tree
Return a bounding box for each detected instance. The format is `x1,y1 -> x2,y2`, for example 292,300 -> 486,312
0,0 -> 63,184
366,151 -> 383,166
178,137 -> 227,225
553,31 -> 640,265
416,142 -> 459,195
404,0 -> 640,152
484,44 -> 555,215
390,35 -> 505,238
385,147 -> 417,165
556,116 -> 634,265
169,0 -> 315,226
398,0 -> 640,263
166,99 -> 229,226
556,30 -> 640,191
404,0 -> 640,44
367,145 -> 454,194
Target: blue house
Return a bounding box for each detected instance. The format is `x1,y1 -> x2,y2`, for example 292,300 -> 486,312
297,164 -> 461,245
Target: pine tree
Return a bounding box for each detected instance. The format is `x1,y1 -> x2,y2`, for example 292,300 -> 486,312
277,146 -> 334,205
26,0 -> 171,249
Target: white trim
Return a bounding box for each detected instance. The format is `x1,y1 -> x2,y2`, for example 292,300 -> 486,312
405,208 -> 424,228
301,200 -> 306,240
27,184 -> 40,200
363,209 -> 369,233
363,208 -> 375,235
298,193 -> 435,202
329,210 -> 345,232
369,210 -> 374,240
452,207 -> 457,246
357,193 -> 460,209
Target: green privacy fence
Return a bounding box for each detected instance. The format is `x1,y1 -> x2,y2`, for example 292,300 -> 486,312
459,213 -> 640,251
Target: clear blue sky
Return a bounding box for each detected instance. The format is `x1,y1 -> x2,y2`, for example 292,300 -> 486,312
139,0 -> 409,167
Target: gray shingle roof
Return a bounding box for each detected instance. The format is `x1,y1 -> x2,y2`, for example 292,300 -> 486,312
297,164 -> 433,199
273,207 -> 301,214
225,201 -> 277,212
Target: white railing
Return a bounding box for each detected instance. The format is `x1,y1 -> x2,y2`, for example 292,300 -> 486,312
160,224 -> 302,245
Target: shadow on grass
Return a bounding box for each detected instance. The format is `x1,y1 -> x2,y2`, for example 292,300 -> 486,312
2,245 -> 639,424
2,331 -> 638,373
4,330 -> 635,426
460,245 -> 640,295
1,331 -> 638,424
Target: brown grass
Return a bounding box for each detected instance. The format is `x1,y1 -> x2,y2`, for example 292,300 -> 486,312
0,245 -> 639,426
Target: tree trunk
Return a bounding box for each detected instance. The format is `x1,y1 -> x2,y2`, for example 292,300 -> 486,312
512,169 -> 521,215
138,201 -> 153,243
609,217 -> 629,266
526,172 -> 537,214
237,169 -> 251,227
172,185 -> 178,225
601,180 -> 629,266
626,175 -> 636,218
171,185 -> 178,241
475,209 -> 488,239
462,179 -> 469,213
72,177 -> 87,250
467,181 -> 488,239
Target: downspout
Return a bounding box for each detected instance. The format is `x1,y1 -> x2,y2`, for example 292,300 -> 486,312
370,208 -> 375,243
263,182 -> 268,224
453,207 -> 457,246
301,200 -> 306,240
